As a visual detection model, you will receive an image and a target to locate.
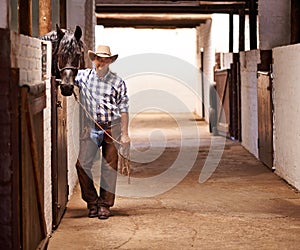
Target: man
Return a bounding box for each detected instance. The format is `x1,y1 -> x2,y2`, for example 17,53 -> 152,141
75,45 -> 130,219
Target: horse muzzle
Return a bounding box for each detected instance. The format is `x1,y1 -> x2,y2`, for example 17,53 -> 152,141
60,83 -> 74,96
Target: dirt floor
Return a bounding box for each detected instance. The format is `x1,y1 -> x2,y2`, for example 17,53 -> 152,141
47,113 -> 300,250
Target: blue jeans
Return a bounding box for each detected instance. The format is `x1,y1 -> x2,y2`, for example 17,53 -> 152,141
75,123 -> 121,208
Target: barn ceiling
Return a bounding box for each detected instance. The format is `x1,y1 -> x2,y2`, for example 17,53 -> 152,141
95,0 -> 258,28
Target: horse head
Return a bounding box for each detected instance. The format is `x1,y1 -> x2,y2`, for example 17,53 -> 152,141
41,25 -> 85,96
56,25 -> 84,96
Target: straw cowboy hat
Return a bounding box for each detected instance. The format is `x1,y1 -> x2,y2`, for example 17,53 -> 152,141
88,45 -> 118,63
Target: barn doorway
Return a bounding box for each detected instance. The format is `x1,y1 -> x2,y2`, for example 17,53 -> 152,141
96,26 -> 203,117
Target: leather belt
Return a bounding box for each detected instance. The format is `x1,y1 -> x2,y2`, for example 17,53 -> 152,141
95,117 -> 121,130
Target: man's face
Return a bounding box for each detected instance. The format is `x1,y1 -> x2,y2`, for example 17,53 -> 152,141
94,56 -> 112,71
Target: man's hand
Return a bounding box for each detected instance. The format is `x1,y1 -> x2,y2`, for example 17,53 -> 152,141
120,134 -> 131,146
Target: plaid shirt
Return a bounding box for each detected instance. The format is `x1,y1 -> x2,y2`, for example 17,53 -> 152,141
75,68 -> 129,123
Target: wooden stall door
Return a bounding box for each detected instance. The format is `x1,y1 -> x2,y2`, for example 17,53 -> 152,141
213,54 -> 241,140
21,85 -> 47,250
214,69 -> 230,137
51,77 -> 68,229
257,72 -> 273,169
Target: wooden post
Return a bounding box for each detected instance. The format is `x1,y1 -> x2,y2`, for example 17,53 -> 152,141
249,0 -> 257,50
291,0 -> 300,44
19,0 -> 32,35
229,12 -> 234,53
60,0 -> 67,28
239,9 -> 245,52
39,0 -> 52,36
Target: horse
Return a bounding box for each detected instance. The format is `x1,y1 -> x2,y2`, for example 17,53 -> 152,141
40,24 -> 85,96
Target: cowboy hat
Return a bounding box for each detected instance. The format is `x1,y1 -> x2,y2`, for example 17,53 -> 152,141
88,45 -> 118,63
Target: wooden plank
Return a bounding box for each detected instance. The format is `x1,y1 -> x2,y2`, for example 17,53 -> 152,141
257,73 -> 273,169
51,77 -> 68,229
30,94 -> 46,115
10,68 -> 21,250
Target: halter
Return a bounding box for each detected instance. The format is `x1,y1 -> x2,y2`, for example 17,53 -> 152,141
57,63 -> 80,73
57,51 -> 82,73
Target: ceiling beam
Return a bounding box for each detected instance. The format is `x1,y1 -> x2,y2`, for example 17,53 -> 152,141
95,0 -> 258,28
96,13 -> 210,28
96,4 -> 250,15
96,0 -> 249,4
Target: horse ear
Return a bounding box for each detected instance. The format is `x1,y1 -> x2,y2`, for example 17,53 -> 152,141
56,24 -> 65,40
74,26 -> 82,41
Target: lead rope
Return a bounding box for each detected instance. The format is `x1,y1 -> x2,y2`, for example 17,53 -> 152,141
73,92 -> 131,184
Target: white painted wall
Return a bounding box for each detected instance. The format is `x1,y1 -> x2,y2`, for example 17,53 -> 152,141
239,50 -> 260,158
10,33 -> 42,87
95,27 -> 200,115
273,44 -> 300,190
258,0 -> 291,50
10,32 -> 53,234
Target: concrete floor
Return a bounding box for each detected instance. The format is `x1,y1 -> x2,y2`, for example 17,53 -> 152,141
47,113 -> 300,250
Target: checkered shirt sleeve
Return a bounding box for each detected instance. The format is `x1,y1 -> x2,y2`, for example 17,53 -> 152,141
75,69 -> 129,123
